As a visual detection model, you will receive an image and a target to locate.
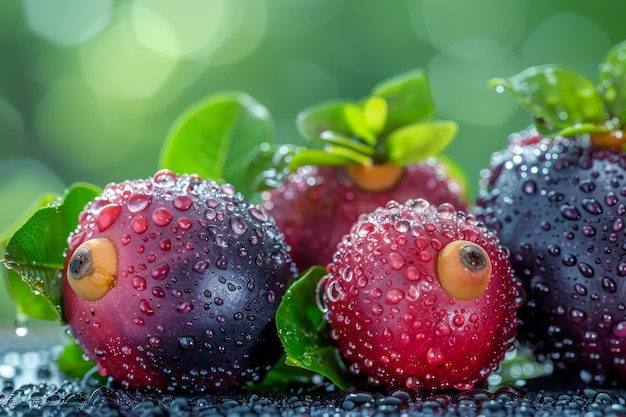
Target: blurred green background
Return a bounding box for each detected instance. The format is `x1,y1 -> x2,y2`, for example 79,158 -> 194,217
1,0 -> 625,323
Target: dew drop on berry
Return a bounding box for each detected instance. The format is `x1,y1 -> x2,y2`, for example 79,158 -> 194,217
132,215 -> 148,234
150,262 -> 170,280
97,204 -> 121,232
127,193 -> 151,213
216,255 -> 228,270
389,252 -> 405,270
267,290 -> 276,304
132,276 -> 147,291
149,336 -> 161,347
405,266 -> 419,281
178,217 -> 192,230
177,301 -> 194,313
153,170 -> 177,187
139,299 -> 154,316
562,254 -> 577,266
158,238 -> 171,252
560,204 -> 581,220
602,277 -> 617,293
578,262 -> 594,278
385,289 -> 405,305
582,198 -> 603,215
453,314 -> 465,327
121,346 -> 132,356
152,208 -> 173,227
582,225 -> 596,237
248,206 -> 268,222
437,203 -> 456,218
548,245 -> 561,256
614,218 -> 624,232
134,317 -> 144,326
229,214 -> 248,235
606,192 -> 618,206
570,309 -> 587,323
612,321 -> 626,337
173,195 -> 193,211
522,180 -> 537,194
121,234 -> 131,245
426,347 -> 445,367
574,283 -> 587,296
383,327 -> 393,342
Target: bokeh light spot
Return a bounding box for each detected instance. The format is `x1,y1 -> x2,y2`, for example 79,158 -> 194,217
23,0 -> 112,46
0,98 -> 25,159
79,4 -> 177,101
410,0 -> 527,52
522,13 -> 610,74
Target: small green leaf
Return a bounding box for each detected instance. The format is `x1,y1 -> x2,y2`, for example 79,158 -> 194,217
362,96 -> 388,135
599,40 -> 626,122
57,339 -> 99,380
245,143 -> 302,192
2,183 -> 100,322
318,131 -> 375,157
289,147 -> 372,171
160,92 -> 274,191
384,120 -> 458,165
490,65 -> 607,135
371,69 -> 435,134
297,100 -> 376,146
275,266 -> 355,390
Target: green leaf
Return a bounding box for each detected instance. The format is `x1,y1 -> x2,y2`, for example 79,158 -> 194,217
245,143 -> 301,192
371,69 -> 435,134
384,120 -> 458,165
296,100 -> 376,146
318,131 -> 375,157
160,92 -> 274,192
362,96 -> 388,135
490,65 -> 607,135
599,40 -> 626,123
275,266 -> 355,390
57,339 -> 100,381
289,147 -> 372,171
2,183 -> 101,322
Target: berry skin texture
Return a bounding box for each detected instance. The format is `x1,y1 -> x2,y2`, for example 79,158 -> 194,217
262,159 -> 468,271
320,199 -> 520,393
62,170 -> 297,392
476,129 -> 626,385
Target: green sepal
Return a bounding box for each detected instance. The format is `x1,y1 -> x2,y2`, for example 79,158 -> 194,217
160,92 -> 274,191
245,143 -> 302,192
384,120 -> 458,165
599,40 -> 626,123
2,183 -> 101,323
490,65 -> 607,136
275,266 -> 355,390
371,68 -> 435,135
296,100 -> 376,147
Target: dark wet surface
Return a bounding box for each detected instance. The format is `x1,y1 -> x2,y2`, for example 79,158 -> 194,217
2,325 -> 626,417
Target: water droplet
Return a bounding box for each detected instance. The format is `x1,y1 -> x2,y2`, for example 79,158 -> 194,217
582,198 -> 603,215
153,170 -> 177,188
121,346 -> 132,355
150,262 -> 170,280
570,309 -> 587,323
394,219 -> 410,233
173,195 -> 193,211
177,301 -> 194,313
426,347 -> 445,367
578,262 -> 594,278
562,254 -> 577,266
159,238 -> 171,251
405,266 -> 419,281
560,204 -> 581,220
132,215 -> 148,234
229,214 -> 248,235
385,289 -> 405,305
522,180 -> 537,194
383,327 -> 393,342
178,217 -> 192,230
134,317 -> 145,326
267,290 -> 276,303
139,299 -> 154,316
132,276 -> 147,291
582,225 -> 596,237
121,234 -> 131,245
216,255 -> 228,270
453,314 -> 465,327
606,192 -> 618,206
574,283 -> 587,296
602,277 -> 617,293
149,336 -> 162,347
97,205 -> 122,232
548,245 -> 561,256
248,207 -> 268,222
614,218 -> 624,232
612,321 -> 626,337
152,208 -> 173,227
127,193 -> 151,213
389,252 -> 405,270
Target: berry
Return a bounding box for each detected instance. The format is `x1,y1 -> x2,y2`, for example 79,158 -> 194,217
477,129 -> 626,384
262,161 -> 467,271
249,70 -> 468,271
62,169 -> 297,391
477,42 -> 626,385
319,199 -> 521,393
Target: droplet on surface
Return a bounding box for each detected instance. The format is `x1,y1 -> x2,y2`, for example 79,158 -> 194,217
96,205 -> 121,232
173,195 -> 193,211
150,262 -> 170,280
127,193 -> 151,213
229,214 -> 248,235
152,208 -> 173,227
132,215 -> 149,234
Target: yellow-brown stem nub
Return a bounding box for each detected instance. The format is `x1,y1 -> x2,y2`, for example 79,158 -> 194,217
437,240 -> 492,300
345,164 -> 405,193
67,238 -> 117,301
590,130 -> 625,149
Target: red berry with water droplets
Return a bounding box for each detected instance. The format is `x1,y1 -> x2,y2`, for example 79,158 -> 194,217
263,161 -> 467,271
62,169 -> 297,392
320,199 -> 521,393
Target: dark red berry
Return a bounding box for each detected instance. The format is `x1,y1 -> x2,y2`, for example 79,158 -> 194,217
320,199 -> 521,393
62,169 -> 297,391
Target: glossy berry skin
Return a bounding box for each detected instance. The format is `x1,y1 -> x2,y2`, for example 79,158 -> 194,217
320,199 -> 520,393
62,170 -> 297,392
476,129 -> 626,385
262,159 -> 468,271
